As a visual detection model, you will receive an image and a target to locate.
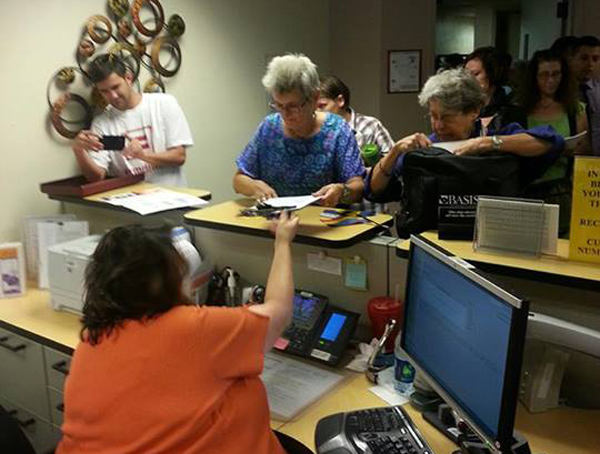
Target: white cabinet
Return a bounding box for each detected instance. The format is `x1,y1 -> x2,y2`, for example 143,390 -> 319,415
0,326 -> 72,453
0,327 -> 49,421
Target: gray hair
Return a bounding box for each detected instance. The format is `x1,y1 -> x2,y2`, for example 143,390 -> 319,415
262,53 -> 320,100
418,68 -> 486,113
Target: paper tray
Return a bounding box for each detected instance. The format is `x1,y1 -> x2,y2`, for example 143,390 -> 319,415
40,175 -> 144,197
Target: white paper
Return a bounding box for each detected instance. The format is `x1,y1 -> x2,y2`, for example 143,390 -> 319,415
368,367 -> 410,406
23,215 -> 77,279
307,253 -> 342,276
101,188 -> 208,215
261,351 -> 345,420
541,204 -> 559,254
476,198 -> 558,255
564,131 -> 588,151
264,195 -> 322,211
434,140 -> 469,154
37,221 -> 89,288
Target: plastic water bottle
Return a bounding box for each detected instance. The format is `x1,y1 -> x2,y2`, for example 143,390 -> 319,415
394,331 -> 415,395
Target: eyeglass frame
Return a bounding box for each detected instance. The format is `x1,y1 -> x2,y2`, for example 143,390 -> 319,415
269,97 -> 309,115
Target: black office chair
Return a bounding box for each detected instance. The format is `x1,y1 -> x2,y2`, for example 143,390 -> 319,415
0,405 -> 36,454
274,430 -> 314,454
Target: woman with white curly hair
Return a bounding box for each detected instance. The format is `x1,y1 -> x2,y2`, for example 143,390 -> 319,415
366,68 -> 565,201
234,53 -> 365,207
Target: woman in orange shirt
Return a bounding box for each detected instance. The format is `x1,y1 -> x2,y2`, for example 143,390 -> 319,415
57,212 -> 310,454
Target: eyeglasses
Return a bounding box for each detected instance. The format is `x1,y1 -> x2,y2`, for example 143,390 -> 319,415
269,98 -> 308,115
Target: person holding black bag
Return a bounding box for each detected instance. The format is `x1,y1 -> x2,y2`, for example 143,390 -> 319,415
365,68 -> 565,237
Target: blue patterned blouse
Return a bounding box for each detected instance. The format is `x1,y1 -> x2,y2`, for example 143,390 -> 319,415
236,112 -> 365,196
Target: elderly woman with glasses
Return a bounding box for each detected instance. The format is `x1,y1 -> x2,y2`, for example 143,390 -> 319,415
367,68 -> 564,201
233,53 -> 365,207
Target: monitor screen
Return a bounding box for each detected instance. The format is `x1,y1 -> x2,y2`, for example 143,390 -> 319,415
402,235 -> 528,451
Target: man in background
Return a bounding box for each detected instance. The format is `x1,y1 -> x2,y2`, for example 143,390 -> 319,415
570,36 -> 600,155
318,75 -> 394,166
72,54 -> 193,186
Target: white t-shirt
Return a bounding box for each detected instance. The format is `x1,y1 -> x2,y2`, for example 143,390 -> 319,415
90,93 -> 193,187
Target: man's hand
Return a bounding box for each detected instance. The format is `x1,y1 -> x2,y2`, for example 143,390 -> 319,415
72,130 -> 102,154
251,180 -> 278,201
391,133 -> 432,155
270,210 -> 299,245
313,183 -> 344,207
122,138 -> 147,161
454,137 -> 493,156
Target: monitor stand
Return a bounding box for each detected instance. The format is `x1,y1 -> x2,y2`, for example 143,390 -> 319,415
422,404 -> 531,454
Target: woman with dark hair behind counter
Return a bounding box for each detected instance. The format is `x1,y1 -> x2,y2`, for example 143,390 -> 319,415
57,213 -> 314,454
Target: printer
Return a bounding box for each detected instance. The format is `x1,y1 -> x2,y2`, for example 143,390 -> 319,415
47,235 -> 101,314
47,231 -> 211,314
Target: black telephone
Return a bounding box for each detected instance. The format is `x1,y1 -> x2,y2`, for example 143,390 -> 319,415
275,290 -> 360,367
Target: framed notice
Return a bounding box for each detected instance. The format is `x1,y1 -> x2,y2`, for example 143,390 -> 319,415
388,50 -> 421,93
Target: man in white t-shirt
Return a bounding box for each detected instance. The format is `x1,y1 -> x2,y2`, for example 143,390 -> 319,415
72,54 -> 193,186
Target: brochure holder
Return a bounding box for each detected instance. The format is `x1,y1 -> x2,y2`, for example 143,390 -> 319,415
474,196 -> 546,257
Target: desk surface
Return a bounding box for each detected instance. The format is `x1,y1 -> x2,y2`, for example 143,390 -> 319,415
184,199 -> 393,248
0,287 -> 79,354
397,231 -> 600,291
278,373 -> 600,454
47,182 -> 212,213
2,291 -> 598,454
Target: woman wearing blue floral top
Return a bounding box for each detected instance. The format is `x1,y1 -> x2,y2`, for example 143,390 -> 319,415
234,54 -> 365,207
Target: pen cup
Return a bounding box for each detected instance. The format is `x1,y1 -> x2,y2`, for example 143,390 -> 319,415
368,296 -> 403,353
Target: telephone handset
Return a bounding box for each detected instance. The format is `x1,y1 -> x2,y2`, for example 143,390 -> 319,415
276,290 -> 360,366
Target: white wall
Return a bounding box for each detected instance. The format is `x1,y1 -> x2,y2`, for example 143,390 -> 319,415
520,0 -> 562,59
436,9 -> 475,55
571,0 -> 600,36
379,1 -> 437,139
0,0 -> 328,243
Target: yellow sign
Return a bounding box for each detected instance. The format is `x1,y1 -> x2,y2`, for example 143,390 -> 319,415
569,156 -> 600,263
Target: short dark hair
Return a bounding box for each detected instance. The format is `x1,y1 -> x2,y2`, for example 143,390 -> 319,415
81,224 -> 189,345
518,49 -> 578,116
550,35 -> 578,60
87,53 -> 128,84
465,46 -> 512,89
573,35 -> 600,54
319,75 -> 351,110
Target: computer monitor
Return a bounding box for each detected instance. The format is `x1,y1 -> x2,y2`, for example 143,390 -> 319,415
401,234 -> 529,453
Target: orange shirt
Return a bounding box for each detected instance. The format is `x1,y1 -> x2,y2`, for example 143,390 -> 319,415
57,305 -> 286,454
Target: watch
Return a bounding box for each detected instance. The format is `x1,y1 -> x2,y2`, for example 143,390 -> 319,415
340,183 -> 351,204
491,135 -> 503,151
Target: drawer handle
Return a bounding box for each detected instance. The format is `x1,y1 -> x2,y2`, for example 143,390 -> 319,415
7,410 -> 35,427
56,403 -> 65,413
0,336 -> 27,352
52,360 -> 70,375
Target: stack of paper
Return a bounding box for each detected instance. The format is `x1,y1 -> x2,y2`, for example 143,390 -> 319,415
261,351 -> 345,421
101,188 -> 208,215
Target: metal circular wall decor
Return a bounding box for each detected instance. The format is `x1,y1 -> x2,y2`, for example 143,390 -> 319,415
47,0 -> 185,140
131,0 -> 165,37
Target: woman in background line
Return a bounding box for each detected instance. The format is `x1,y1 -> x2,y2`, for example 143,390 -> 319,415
464,46 -> 522,129
233,53 -> 365,207
517,49 -> 589,236
57,214 -> 314,454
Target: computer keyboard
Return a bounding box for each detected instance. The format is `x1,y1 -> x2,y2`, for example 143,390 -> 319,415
315,405 -> 435,454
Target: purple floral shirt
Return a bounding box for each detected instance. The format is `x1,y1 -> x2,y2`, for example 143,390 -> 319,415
236,112 -> 365,196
